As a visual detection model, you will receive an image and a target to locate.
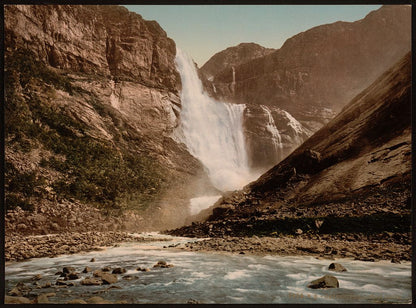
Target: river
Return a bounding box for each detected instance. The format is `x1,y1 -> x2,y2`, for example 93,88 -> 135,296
5,234 -> 411,304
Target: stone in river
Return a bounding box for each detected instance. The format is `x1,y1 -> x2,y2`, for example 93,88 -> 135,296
112,267 -> 126,274
328,263 -> 347,272
100,273 -> 118,284
81,277 -> 102,286
308,275 -> 339,289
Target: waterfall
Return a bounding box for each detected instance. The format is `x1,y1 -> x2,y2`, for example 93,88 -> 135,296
261,105 -> 284,161
175,49 -> 253,192
231,66 -> 236,94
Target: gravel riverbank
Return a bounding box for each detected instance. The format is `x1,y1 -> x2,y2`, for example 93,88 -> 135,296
171,234 -> 411,262
5,231 -> 171,262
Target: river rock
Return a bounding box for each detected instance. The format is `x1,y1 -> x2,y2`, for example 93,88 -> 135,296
328,263 -> 347,272
67,273 -> 80,280
136,267 -> 150,272
81,277 -> 102,286
153,260 -> 174,268
35,292 -> 56,304
187,298 -> 199,304
100,273 -> 118,284
82,266 -> 92,273
93,270 -> 104,277
7,287 -> 22,296
90,258 -> 96,262
307,275 -> 339,289
102,266 -> 111,272
112,267 -> 126,274
5,295 -> 32,304
63,266 -> 76,274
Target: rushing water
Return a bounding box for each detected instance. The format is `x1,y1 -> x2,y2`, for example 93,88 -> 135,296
5,235 -> 411,304
260,105 -> 284,162
175,49 -> 254,193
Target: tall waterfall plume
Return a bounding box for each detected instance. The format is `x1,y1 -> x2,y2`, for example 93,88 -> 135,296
175,49 -> 253,192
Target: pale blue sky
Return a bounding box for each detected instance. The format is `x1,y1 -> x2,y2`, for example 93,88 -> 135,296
124,5 -> 382,66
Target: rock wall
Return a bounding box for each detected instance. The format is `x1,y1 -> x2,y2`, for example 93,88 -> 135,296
5,5 -> 180,91
4,4 -> 216,235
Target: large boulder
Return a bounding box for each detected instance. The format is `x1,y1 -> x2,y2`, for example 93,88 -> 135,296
307,275 -> 339,289
100,273 -> 118,284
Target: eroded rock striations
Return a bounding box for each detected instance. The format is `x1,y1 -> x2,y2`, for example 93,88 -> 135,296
4,4 -> 216,236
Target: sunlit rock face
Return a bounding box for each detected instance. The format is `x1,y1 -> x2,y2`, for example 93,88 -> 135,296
5,5 -> 180,91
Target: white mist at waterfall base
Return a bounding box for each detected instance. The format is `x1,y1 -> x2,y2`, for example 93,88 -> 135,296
175,49 -> 256,193
190,195 -> 222,216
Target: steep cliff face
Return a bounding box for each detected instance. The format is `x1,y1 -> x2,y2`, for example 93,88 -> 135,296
170,52 -> 411,240
202,5 -> 410,171
4,4 -> 215,235
5,5 -> 180,91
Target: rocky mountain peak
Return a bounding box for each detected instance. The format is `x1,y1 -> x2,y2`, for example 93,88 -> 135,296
200,42 -> 275,79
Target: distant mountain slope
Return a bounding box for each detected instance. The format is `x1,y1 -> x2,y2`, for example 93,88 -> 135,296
200,5 -> 410,172
170,51 -> 411,241
209,5 -> 410,129
200,42 -> 275,79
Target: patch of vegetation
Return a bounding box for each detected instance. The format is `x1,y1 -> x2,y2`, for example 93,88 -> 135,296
4,162 -> 45,211
5,48 -> 169,212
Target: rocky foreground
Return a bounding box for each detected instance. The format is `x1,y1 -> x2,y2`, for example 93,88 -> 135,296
5,259 -> 178,304
5,231 -> 171,262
